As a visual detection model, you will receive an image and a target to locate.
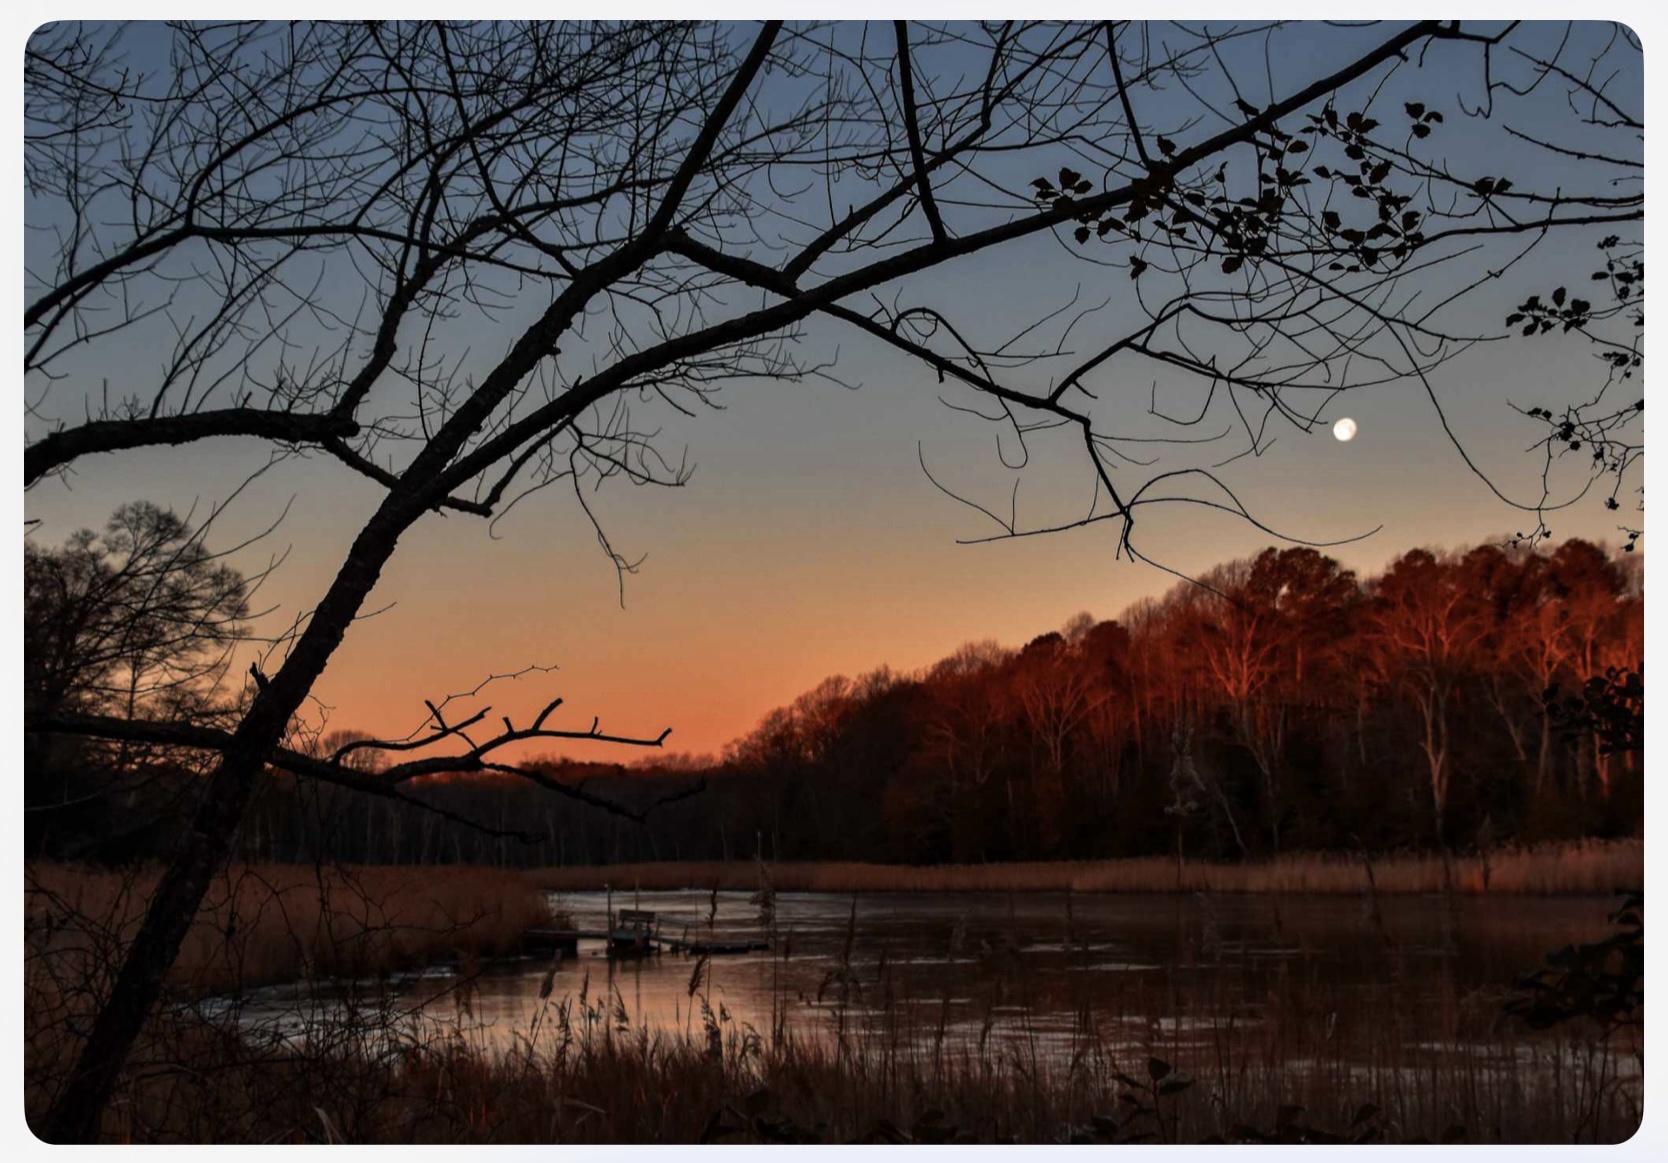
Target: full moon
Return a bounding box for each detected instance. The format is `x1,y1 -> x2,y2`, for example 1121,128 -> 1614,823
1332,417 -> 1358,442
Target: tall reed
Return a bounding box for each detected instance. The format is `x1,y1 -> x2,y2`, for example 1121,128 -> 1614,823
27,968 -> 1639,1144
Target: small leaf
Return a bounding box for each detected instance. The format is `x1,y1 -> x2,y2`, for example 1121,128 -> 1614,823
1146,1057 -> 1172,1081
1221,255 -> 1244,274
1156,136 -> 1177,157
1073,225 -> 1091,243
1404,101 -> 1426,120
1411,122 -> 1431,138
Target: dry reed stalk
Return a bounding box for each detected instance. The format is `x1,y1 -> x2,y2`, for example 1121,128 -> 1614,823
525,839 -> 1642,897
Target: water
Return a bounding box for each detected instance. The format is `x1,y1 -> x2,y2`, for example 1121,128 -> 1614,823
216,889 -> 1636,1078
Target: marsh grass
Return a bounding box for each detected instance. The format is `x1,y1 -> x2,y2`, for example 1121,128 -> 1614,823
528,838 -> 1642,896
25,955 -> 1641,1144
26,861 -> 551,994
23,860 -> 551,1142
23,856 -> 1642,1144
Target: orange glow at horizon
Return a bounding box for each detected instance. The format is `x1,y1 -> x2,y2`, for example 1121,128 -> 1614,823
283,382 -> 1634,767
22,272 -> 1636,767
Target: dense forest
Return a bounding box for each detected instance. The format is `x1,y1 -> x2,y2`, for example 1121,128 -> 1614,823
29,526 -> 1642,867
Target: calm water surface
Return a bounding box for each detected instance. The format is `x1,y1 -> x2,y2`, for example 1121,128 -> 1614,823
215,888 -> 1635,1079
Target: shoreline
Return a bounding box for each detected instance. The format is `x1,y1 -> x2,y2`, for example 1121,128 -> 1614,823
525,838 -> 1641,897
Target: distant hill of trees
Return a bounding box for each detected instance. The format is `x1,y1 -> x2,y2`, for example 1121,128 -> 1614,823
30,537 -> 1642,867
231,538 -> 1641,867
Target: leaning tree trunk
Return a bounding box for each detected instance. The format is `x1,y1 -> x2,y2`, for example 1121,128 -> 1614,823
38,178 -> 648,1138
44,330 -> 578,1139
41,499 -> 420,1142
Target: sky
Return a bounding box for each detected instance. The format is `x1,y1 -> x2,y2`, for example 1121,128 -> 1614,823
22,19 -> 1645,762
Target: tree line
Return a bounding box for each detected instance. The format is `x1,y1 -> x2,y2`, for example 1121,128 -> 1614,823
32,522 -> 1640,868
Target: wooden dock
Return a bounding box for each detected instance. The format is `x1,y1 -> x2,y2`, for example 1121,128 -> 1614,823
609,908 -> 658,957
524,889 -> 770,960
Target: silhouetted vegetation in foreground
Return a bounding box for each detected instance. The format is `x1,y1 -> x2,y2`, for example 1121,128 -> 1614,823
25,858 -> 1643,1143
25,938 -> 1642,1144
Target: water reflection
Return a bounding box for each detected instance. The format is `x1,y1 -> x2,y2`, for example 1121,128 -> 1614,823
215,889 -> 1636,1073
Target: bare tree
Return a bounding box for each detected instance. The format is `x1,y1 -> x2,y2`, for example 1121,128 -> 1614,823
23,20 -> 1642,1140
24,501 -> 251,724
1015,635 -> 1106,850
24,501 -> 255,860
1368,549 -> 1484,840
